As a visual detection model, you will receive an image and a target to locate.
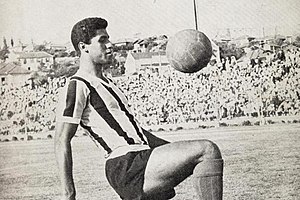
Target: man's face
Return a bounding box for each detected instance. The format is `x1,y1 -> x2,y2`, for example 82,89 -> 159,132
85,29 -> 113,65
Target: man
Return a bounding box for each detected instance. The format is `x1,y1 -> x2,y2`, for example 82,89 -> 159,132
55,17 -> 223,200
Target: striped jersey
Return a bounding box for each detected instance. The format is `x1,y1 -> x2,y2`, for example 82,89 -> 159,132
56,70 -> 149,157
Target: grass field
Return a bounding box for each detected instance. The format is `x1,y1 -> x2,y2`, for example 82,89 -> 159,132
0,124 -> 299,200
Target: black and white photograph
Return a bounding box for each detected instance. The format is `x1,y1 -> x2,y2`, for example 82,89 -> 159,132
0,0 -> 299,199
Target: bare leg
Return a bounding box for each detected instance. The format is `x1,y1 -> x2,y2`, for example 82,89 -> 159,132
143,139 -> 223,199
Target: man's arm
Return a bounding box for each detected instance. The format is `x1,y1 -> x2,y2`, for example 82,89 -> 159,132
55,121 -> 78,200
142,128 -> 170,148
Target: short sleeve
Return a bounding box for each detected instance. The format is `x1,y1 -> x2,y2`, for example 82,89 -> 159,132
56,79 -> 89,124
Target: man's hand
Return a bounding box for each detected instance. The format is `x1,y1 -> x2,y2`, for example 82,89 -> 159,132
55,122 -> 78,200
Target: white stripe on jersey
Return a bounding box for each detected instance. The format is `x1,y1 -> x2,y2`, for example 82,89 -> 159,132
57,70 -> 149,153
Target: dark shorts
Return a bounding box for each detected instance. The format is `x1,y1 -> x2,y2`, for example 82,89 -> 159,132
105,149 -> 175,200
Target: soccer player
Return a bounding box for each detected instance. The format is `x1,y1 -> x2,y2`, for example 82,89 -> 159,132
55,17 -> 224,200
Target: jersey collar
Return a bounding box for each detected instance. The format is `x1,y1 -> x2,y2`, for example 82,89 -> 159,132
75,69 -> 111,87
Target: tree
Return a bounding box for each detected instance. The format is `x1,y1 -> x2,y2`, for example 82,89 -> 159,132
0,37 -> 9,61
69,51 -> 77,57
293,36 -> 300,47
53,60 -> 79,78
215,41 -> 245,60
0,48 -> 9,61
274,38 -> 285,47
11,38 -> 14,47
34,44 -> 46,52
3,37 -> 8,49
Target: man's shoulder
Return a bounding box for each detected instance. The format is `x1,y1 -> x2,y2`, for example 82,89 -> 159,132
69,70 -> 88,80
59,75 -> 91,97
71,70 -> 98,86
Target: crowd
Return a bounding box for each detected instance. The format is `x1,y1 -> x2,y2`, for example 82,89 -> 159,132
115,47 -> 300,126
0,77 -> 66,136
0,47 -> 299,136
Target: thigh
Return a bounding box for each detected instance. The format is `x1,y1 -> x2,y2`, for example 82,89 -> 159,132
143,139 -> 212,194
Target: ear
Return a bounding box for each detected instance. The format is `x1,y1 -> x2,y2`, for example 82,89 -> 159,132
78,42 -> 89,53
78,42 -> 85,51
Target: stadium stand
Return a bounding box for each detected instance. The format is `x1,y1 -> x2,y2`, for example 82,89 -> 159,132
0,47 -> 299,137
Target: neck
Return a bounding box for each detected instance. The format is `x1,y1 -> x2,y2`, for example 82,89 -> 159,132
79,57 -> 104,78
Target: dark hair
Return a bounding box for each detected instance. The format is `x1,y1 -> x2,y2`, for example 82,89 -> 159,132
71,17 -> 108,56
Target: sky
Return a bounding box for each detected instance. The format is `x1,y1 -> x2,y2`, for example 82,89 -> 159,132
0,0 -> 299,46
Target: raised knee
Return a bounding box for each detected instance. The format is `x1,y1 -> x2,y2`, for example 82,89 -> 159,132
202,140 -> 222,159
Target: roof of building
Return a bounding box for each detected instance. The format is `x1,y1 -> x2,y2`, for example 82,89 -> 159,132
112,38 -> 134,45
131,51 -> 166,60
18,51 -> 53,59
0,62 -> 31,75
50,44 -> 67,49
234,35 -> 256,41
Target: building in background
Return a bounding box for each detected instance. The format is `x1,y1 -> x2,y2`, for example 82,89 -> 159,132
125,51 -> 169,75
16,51 -> 53,71
0,62 -> 31,86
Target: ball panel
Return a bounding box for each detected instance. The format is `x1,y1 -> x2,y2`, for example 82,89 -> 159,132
166,29 -> 213,73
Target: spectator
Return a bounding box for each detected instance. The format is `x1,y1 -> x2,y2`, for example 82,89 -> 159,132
1,47 -> 300,135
